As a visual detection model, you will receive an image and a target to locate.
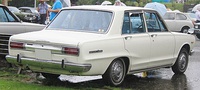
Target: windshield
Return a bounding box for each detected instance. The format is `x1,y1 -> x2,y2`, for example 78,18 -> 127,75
47,10 -> 113,33
8,7 -> 20,13
189,13 -> 196,18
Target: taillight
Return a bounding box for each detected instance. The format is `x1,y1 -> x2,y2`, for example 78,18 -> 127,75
62,47 -> 79,56
10,42 -> 24,49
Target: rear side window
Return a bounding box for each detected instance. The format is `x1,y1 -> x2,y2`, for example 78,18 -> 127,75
122,12 -> 145,34
130,13 -> 145,33
176,13 -> 187,20
163,13 -> 175,20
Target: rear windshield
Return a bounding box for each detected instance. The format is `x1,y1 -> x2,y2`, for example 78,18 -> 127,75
47,9 -> 113,33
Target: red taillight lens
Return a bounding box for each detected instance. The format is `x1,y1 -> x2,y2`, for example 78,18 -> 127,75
10,42 -> 24,49
62,47 -> 79,56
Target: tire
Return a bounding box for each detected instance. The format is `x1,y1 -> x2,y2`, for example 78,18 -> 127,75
102,58 -> 126,86
181,27 -> 189,33
172,48 -> 189,74
41,72 -> 60,79
196,34 -> 200,39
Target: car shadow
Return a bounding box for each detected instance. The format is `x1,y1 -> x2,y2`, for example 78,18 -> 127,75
39,70 -> 188,90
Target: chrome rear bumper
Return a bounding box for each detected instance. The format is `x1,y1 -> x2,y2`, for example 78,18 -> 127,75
6,55 -> 91,75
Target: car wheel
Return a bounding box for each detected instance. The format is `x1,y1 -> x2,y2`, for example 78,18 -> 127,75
102,58 -> 126,86
196,34 -> 200,39
41,72 -> 60,79
181,27 -> 189,33
172,48 -> 188,74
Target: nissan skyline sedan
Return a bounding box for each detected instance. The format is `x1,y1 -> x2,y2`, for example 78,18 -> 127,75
6,6 -> 196,86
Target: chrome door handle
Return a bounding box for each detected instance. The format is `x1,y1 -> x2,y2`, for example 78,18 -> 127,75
150,34 -> 157,37
125,36 -> 132,40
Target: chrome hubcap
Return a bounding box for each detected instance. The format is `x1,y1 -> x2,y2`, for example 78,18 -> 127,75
182,29 -> 188,33
111,61 -> 124,82
179,53 -> 187,70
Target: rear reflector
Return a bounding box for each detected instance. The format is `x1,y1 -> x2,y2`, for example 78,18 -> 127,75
10,42 -> 24,49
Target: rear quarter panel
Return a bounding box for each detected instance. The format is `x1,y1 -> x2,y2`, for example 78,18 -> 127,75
78,36 -> 129,75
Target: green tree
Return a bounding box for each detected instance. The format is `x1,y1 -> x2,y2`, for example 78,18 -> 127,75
133,1 -> 139,6
76,0 -> 95,5
125,1 -> 134,6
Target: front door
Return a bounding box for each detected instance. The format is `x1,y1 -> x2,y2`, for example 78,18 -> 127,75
144,11 -> 175,68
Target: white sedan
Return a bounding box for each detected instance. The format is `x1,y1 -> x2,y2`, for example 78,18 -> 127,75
163,11 -> 194,33
6,6 -> 196,86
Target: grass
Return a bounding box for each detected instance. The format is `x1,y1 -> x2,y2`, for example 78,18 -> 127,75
0,67 -> 124,90
0,79 -> 73,90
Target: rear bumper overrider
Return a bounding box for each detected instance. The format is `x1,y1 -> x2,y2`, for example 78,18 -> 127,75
6,54 -> 91,75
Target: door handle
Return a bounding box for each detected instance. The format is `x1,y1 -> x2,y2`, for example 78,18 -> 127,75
125,36 -> 132,40
150,34 -> 157,37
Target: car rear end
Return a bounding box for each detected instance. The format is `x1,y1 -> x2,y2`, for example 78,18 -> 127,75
6,30 -> 99,75
6,6 -> 116,75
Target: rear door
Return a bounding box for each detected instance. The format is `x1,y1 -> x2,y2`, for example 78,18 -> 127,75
122,11 -> 151,71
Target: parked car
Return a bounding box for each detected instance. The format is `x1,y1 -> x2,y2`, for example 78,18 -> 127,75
6,6 -> 196,86
18,7 -> 40,23
188,23 -> 200,39
8,6 -> 38,23
163,11 -> 194,33
7,6 -> 25,21
0,4 -> 45,56
184,12 -> 196,24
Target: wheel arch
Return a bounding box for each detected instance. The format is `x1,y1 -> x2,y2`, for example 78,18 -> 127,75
102,56 -> 130,86
181,44 -> 190,54
173,44 -> 190,65
119,57 -> 130,74
103,56 -> 130,75
181,26 -> 190,32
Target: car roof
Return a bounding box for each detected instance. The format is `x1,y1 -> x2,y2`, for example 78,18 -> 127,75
166,11 -> 182,13
0,4 -> 6,7
63,5 -> 155,12
19,7 -> 35,9
8,6 -> 18,8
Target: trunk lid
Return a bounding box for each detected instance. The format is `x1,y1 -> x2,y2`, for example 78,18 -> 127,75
11,30 -> 105,46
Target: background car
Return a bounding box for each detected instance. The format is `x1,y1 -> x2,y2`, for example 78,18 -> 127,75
163,11 -> 194,33
188,23 -> 200,39
6,6 -> 196,86
19,7 -> 40,23
0,4 -> 45,57
193,23 -> 200,39
8,6 -> 37,23
184,12 -> 196,24
7,6 -> 25,21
